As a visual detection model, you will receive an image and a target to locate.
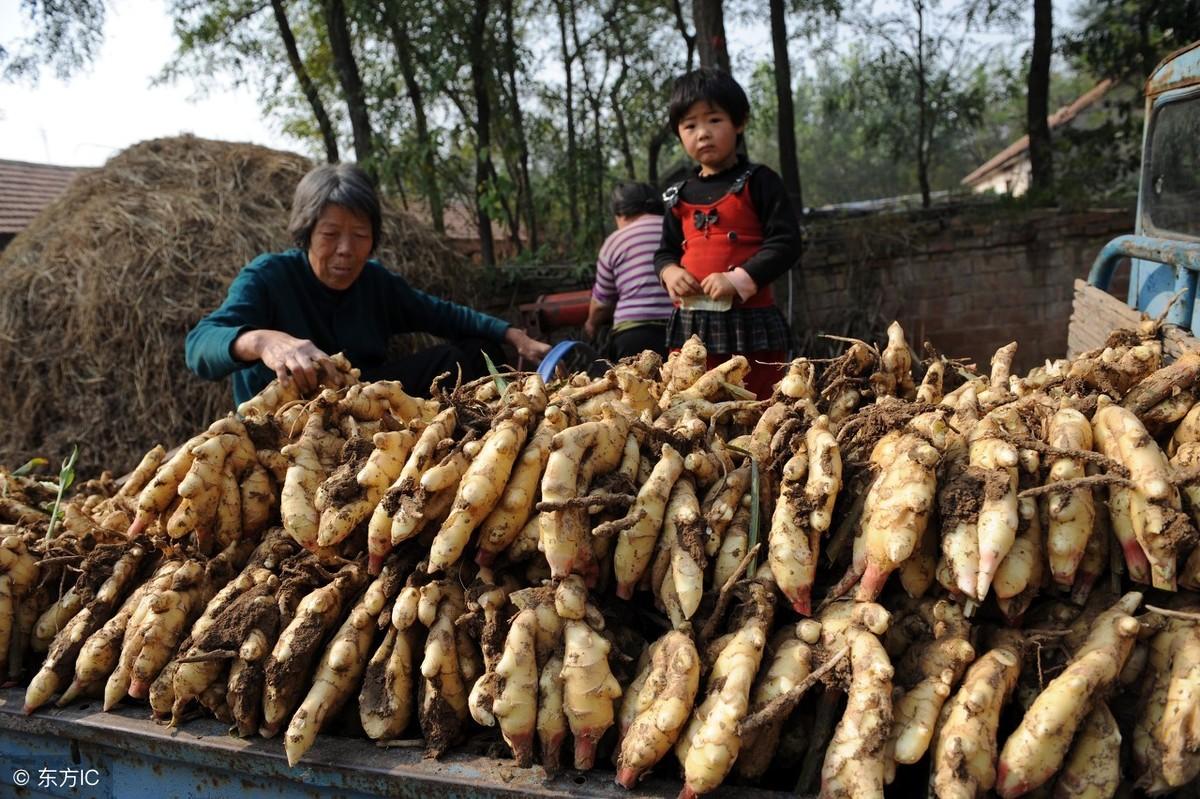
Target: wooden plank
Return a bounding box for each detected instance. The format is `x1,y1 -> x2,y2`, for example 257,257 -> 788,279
1068,280 -> 1140,356
1068,279 -> 1199,361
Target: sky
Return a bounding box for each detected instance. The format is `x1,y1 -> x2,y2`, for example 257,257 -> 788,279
0,1 -> 303,166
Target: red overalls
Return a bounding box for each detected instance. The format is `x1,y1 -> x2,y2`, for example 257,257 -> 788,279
669,166 -> 786,399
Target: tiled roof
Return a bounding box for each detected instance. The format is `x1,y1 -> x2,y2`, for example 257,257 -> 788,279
0,159 -> 90,234
961,79 -> 1115,187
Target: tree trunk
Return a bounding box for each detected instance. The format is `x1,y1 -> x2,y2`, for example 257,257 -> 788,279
555,0 -> 579,240
391,163 -> 410,208
914,0 -> 931,209
590,96 -> 606,242
570,0 -> 606,245
1136,4 -> 1154,80
769,0 -> 802,211
271,0 -> 338,163
670,0 -> 697,71
490,158 -> 522,252
648,125 -> 669,186
323,0 -> 374,168
693,0 -> 730,72
468,0 -> 496,266
655,0 -> 695,184
611,22 -> 637,180
1027,0 -> 1053,203
493,79 -> 527,252
385,5 -> 444,233
613,88 -> 637,180
500,0 -> 537,250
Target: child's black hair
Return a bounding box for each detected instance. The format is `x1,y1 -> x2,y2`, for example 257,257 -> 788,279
611,182 -> 664,217
667,68 -> 751,134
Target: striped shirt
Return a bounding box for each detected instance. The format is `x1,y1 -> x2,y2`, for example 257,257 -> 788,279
592,214 -> 675,327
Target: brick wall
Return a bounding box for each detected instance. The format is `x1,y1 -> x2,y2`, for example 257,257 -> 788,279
791,206 -> 1135,371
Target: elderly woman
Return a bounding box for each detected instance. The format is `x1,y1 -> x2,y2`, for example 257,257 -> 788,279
186,163 -> 549,405
584,182 -> 673,360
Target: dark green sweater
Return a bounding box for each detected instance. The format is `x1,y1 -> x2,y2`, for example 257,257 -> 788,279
185,249 -> 510,406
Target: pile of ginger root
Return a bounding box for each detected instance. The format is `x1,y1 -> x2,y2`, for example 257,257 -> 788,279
4,320 -> 1200,799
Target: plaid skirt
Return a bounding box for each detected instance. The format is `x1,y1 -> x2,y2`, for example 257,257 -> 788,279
665,305 -> 792,354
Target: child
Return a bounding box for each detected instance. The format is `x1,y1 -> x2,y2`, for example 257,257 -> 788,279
653,68 -> 801,400
585,182 -> 674,360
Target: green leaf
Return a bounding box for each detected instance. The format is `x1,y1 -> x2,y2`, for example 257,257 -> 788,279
482,351 -> 510,395
44,444 -> 80,543
12,457 -> 48,477
60,445 -> 79,493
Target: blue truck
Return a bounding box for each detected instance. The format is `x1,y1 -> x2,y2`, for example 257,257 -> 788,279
1074,41 -> 1200,357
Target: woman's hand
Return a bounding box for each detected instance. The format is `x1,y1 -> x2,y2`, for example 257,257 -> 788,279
583,299 -> 614,341
700,272 -> 737,301
233,329 -> 332,395
504,327 -> 552,364
661,265 -> 701,301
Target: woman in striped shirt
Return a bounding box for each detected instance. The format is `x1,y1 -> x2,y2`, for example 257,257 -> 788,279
585,182 -> 676,359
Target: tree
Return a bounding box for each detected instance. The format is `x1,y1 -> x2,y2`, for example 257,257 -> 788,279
1026,0 -> 1052,202
847,0 -> 1000,208
555,0 -> 581,240
571,1 -> 614,246
1055,0 -> 1200,202
765,0 -> 841,212
271,0 -> 339,163
323,0 -> 374,167
467,0 -> 496,266
1064,0 -> 1200,83
496,0 -> 537,249
1,0 -> 107,81
693,0 -> 729,71
608,15 -> 638,180
379,0 -> 444,232
42,0 -> 722,260
647,0 -> 698,185
769,0 -> 802,210
162,1 -> 357,173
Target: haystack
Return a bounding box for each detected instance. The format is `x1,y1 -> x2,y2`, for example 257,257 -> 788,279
0,135 -> 483,476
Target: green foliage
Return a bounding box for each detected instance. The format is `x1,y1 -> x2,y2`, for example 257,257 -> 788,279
1053,108 -> 1143,207
1,0 -> 106,81
155,0 -> 696,262
1063,0 -> 1200,83
744,0 -> 1155,209
846,0 -> 1011,206
1050,0 -> 1200,205
11,457 -> 47,477
43,444 -> 78,543
14,0 -> 1173,258
748,48 -> 1011,208
481,350 -> 510,393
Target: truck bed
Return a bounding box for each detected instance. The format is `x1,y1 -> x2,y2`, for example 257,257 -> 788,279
1069,279 -> 1198,359
0,688 -> 783,799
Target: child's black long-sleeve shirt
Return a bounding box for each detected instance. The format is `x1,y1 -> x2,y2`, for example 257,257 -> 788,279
652,156 -> 801,288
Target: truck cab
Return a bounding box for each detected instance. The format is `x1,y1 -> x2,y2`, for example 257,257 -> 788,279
1083,41 -> 1200,345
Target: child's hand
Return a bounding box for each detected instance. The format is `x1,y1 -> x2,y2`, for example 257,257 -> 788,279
662,265 -> 702,301
701,272 -> 737,301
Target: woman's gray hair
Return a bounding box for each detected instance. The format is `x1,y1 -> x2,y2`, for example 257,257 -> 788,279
288,163 -> 382,252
